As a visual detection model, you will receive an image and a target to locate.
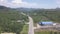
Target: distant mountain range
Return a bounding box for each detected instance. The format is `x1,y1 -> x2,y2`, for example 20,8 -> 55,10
0,6 -> 60,12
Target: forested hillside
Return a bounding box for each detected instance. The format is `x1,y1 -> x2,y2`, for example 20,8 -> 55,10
25,9 -> 60,23
0,6 -> 28,34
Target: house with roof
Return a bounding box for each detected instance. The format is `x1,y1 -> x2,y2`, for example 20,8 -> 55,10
38,21 -> 56,26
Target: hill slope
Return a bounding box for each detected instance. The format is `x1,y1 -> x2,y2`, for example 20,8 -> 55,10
0,6 -> 28,34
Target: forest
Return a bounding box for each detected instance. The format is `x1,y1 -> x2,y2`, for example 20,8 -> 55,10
0,6 -> 28,34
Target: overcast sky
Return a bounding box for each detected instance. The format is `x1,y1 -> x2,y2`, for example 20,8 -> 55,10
0,0 -> 60,9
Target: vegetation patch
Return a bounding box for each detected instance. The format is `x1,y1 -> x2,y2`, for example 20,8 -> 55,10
35,31 -> 60,34
20,24 -> 29,34
0,6 -> 29,34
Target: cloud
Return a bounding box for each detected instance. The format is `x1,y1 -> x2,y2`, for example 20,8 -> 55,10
0,0 -> 4,2
56,0 -> 60,4
55,0 -> 60,7
0,0 -> 38,8
11,0 -> 22,4
0,0 -> 8,6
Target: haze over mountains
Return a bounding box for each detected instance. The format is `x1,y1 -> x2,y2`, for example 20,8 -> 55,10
0,5 -> 60,12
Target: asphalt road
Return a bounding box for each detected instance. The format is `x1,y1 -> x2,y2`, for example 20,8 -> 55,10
28,16 -> 34,34
21,12 -> 34,34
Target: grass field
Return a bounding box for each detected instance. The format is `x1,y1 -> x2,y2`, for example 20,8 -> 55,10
35,31 -> 60,34
20,24 -> 29,34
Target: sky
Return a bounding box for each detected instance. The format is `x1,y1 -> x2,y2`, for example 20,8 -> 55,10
0,0 -> 60,9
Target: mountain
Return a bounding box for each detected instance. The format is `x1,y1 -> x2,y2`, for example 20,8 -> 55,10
0,5 -> 60,12
14,7 -> 38,12
0,6 -> 10,9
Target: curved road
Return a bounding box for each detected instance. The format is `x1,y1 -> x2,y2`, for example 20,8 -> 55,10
21,12 -> 34,34
28,16 -> 34,34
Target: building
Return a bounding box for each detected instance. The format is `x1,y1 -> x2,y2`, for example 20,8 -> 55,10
38,21 -> 54,26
